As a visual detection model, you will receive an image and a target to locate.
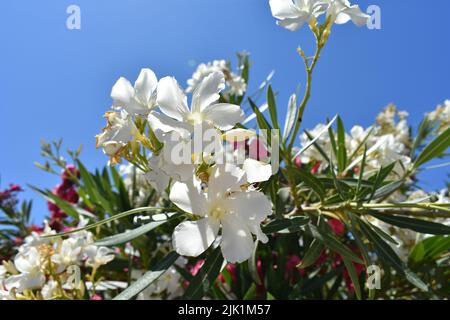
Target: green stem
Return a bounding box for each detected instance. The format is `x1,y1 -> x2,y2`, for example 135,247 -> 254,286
285,21 -> 330,209
297,202 -> 450,218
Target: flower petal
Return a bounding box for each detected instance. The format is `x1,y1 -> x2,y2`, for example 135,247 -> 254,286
192,71 -> 225,113
226,191 -> 272,243
111,77 -> 135,107
156,77 -> 189,121
134,68 -> 158,105
208,164 -> 246,198
220,213 -> 255,263
269,0 -> 300,19
243,159 -> 272,183
169,179 -> 207,215
276,17 -> 307,31
148,111 -> 191,140
202,103 -> 244,130
172,218 -> 219,257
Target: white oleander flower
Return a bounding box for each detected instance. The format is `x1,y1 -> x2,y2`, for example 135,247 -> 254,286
84,246 -> 115,269
325,0 -> 369,26
299,123 -> 336,166
365,134 -> 411,177
187,60 -> 227,93
170,164 -> 272,263
146,71 -> 244,189
96,110 -> 139,164
119,163 -> 154,201
186,60 -> 247,96
427,100 -> 450,133
227,74 -> 247,96
22,221 -> 55,249
150,71 -> 244,135
4,247 -> 45,293
51,238 -> 83,272
111,68 -> 158,116
41,280 -> 59,300
269,0 -> 328,31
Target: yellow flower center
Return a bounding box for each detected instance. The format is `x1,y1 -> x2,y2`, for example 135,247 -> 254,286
209,204 -> 226,221
187,112 -> 204,126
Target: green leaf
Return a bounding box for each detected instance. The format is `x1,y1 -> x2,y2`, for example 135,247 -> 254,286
355,145 -> 367,197
94,213 -> 179,246
183,247 -> 224,299
348,127 -> 374,163
262,217 -> 310,234
292,115 -> 337,160
370,212 -> 450,235
368,222 -> 399,245
301,265 -> 343,294
248,241 -> 262,285
336,116 -> 347,173
370,180 -> 404,201
248,98 -> 272,131
267,85 -> 279,129
29,186 -> 92,220
110,166 -> 131,210
410,236 -> 450,264
77,160 -> 114,213
290,166 -> 325,202
309,225 -> 363,264
113,251 -> 179,300
358,219 -> 428,291
282,94 -> 298,142
342,256 -> 362,300
327,122 -> 338,160
304,130 -> 330,163
42,207 -> 167,239
414,126 -> 450,169
297,239 -> 324,269
243,284 -> 258,300
363,163 -> 396,202
410,117 -> 433,158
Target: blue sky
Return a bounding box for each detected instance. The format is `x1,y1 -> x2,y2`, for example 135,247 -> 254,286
1,0 -> 449,223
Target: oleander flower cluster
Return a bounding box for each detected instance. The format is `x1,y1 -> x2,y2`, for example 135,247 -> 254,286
186,59 -> 247,97
269,0 -> 370,31
0,219 -> 114,300
96,67 -> 274,263
297,104 -> 412,177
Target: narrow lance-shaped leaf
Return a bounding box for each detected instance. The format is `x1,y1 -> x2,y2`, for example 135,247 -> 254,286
336,116 -> 347,173
267,85 -> 279,129
309,224 -> 364,264
282,94 -> 298,142
262,216 -> 310,234
42,207 -> 167,239
183,247 -> 224,299
342,256 -> 362,300
370,212 -> 450,235
114,251 -> 179,300
297,239 -> 324,268
248,241 -> 262,285
359,219 -> 428,291
292,115 -> 337,160
95,213 -> 179,246
290,167 -> 326,202
414,126 -> 450,168
29,186 -> 95,220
